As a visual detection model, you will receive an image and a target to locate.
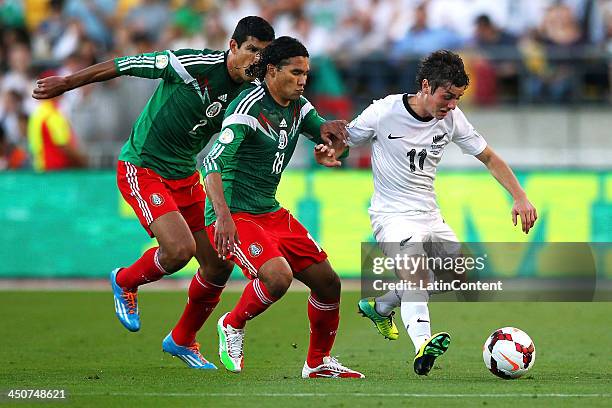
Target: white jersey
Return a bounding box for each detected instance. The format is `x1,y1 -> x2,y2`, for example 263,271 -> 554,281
347,94 -> 487,213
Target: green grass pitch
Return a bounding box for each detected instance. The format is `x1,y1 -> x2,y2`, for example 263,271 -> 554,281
1,290 -> 610,407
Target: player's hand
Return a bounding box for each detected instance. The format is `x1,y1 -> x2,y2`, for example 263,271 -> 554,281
511,196 -> 537,234
32,76 -> 69,99
314,144 -> 342,167
214,213 -> 240,259
320,120 -> 349,146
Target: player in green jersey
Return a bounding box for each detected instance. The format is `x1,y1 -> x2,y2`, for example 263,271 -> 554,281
202,36 -> 363,378
32,17 -> 275,369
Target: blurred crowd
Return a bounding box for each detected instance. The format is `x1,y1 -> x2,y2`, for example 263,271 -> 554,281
1,0 -> 612,171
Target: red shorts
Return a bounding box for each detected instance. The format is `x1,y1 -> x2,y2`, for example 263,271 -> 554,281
117,161 -> 206,237
206,208 -> 327,279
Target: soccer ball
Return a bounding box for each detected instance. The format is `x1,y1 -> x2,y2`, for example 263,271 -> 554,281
482,327 -> 536,379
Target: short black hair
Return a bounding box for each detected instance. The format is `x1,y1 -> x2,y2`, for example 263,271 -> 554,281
245,36 -> 309,80
415,50 -> 469,94
231,16 -> 275,47
475,14 -> 493,27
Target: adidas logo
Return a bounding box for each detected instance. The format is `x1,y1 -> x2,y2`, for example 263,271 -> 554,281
280,118 -> 287,128
218,94 -> 227,102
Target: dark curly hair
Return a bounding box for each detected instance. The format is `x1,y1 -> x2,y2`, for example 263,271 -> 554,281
415,50 -> 470,93
245,36 -> 309,80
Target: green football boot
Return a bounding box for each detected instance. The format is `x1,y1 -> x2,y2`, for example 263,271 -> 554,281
357,298 -> 399,340
413,332 -> 451,375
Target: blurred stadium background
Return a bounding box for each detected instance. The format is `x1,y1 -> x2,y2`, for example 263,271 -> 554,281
1,0 -> 611,281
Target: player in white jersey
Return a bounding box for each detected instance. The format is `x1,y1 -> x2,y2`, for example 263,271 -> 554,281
348,50 -> 538,376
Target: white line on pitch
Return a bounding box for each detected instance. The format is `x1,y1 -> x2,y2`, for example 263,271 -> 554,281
72,393 -> 611,398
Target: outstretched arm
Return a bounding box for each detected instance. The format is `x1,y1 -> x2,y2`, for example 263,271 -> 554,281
476,146 -> 537,234
32,60 -> 119,99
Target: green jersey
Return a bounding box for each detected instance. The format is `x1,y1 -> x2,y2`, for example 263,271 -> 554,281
115,49 -> 254,179
203,83 -> 326,225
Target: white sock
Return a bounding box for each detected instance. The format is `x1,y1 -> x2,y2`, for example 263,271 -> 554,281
374,289 -> 402,316
400,290 -> 431,354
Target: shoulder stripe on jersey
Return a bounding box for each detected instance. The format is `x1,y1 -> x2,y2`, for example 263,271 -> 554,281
222,113 -> 258,131
177,51 -> 224,57
117,55 -> 155,64
235,87 -> 264,115
117,59 -> 154,68
235,86 -> 264,115
177,54 -> 224,61
178,56 -> 224,65
177,52 -> 223,58
300,101 -> 314,119
167,50 -> 196,84
182,60 -> 224,67
117,55 -> 154,62
241,92 -> 265,116
179,57 -> 224,64
118,63 -> 155,72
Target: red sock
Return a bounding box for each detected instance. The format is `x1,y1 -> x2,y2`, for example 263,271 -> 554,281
116,247 -> 167,290
224,279 -> 277,329
306,294 -> 340,367
171,273 -> 225,346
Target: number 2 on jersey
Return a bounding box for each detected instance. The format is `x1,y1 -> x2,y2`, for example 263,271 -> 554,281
407,148 -> 427,172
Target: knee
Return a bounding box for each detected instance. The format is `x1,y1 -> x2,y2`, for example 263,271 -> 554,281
199,260 -> 234,286
260,269 -> 292,299
161,239 -> 196,271
318,271 -> 341,300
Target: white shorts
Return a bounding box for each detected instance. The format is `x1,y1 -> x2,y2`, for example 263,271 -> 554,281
370,210 -> 461,260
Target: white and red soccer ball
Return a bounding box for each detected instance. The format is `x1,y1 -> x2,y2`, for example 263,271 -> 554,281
483,327 -> 536,379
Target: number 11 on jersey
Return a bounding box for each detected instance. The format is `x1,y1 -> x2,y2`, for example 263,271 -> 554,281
407,148 -> 427,172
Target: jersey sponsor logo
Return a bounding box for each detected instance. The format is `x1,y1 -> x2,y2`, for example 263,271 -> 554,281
248,242 -> 263,257
433,133 -> 447,143
150,193 -> 164,207
387,134 -> 404,140
416,318 -> 430,323
218,94 -> 227,102
279,118 -> 287,128
278,130 -> 288,149
219,128 -> 234,144
154,54 -> 169,69
206,101 -> 223,118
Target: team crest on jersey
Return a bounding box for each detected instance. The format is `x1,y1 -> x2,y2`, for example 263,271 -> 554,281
278,130 -> 288,149
432,133 -> 447,144
150,193 -> 164,207
430,132 -> 448,154
248,242 -> 263,257
206,101 -> 223,118
219,128 -> 234,144
155,55 -> 168,69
